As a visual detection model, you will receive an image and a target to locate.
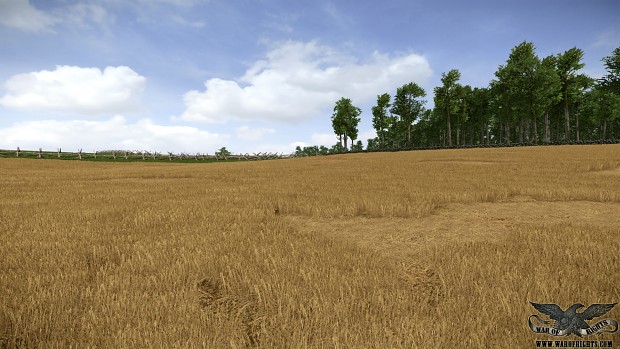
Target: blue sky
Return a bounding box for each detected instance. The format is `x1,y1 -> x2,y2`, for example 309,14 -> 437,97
0,0 -> 618,154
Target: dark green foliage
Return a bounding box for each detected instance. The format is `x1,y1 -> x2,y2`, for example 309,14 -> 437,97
331,97 -> 362,150
600,47 -> 620,94
351,140 -> 364,152
215,147 -> 232,157
371,93 -> 391,149
390,82 -> 426,148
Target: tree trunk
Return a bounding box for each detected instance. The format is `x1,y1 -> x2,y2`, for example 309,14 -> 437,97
575,112 -> 580,142
485,124 -> 490,145
456,114 -> 463,147
380,128 -> 384,148
602,119 -> 607,140
505,121 -> 511,144
407,124 -> 411,147
447,107 -> 452,147
563,99 -> 570,140
532,113 -> 538,144
344,135 -> 348,150
525,118 -> 530,143
544,110 -> 550,144
519,115 -> 524,143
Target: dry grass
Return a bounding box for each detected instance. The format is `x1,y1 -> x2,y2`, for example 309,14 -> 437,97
0,145 -> 619,348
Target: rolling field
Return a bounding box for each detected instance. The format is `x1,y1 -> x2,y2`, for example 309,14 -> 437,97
1,145 -> 619,348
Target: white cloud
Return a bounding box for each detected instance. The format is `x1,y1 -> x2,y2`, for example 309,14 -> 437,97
170,13 -> 205,28
261,12 -> 297,33
0,116 -> 229,153
593,29 -> 619,49
235,125 -> 275,141
311,132 -> 338,146
359,129 -> 377,143
63,3 -> 113,28
0,66 -> 146,115
0,0 -> 58,32
146,0 -> 208,6
176,40 -> 432,124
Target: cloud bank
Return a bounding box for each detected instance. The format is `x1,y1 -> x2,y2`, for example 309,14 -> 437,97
177,40 -> 432,124
0,116 -> 229,153
0,65 -> 146,115
0,0 -> 57,32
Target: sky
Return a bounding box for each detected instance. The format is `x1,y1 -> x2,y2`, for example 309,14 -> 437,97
0,0 -> 618,154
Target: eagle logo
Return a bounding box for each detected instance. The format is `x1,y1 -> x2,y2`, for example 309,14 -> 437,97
529,302 -> 618,337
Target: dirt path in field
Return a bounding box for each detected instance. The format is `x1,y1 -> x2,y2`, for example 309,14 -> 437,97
285,198 -> 620,305
286,197 -> 620,261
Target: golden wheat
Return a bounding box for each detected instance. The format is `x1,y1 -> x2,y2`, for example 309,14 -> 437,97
0,145 -> 619,348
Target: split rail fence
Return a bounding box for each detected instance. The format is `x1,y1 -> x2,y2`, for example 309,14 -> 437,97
0,147 -> 296,162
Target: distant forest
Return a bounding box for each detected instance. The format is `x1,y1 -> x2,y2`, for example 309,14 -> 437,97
298,43 -> 620,156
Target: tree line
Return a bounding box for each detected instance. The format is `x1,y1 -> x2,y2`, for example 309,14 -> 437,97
296,43 -> 620,157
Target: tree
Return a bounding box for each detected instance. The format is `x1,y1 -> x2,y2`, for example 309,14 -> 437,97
351,140 -> 364,152
582,86 -> 620,140
215,147 -> 231,157
468,87 -> 492,145
330,142 -> 345,154
331,97 -> 362,150
371,93 -> 391,149
600,47 -> 620,95
453,84 -> 472,145
436,70 -> 461,146
490,66 -> 518,144
502,42 -> 541,143
391,82 -> 426,147
597,47 -> 620,140
366,137 -> 381,151
557,47 -> 586,140
538,55 -> 562,143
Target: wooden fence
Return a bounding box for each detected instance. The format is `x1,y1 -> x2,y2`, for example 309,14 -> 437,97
0,147 -> 296,162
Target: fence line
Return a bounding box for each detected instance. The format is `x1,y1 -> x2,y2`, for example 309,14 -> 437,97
4,139 -> 619,162
2,147 -> 296,162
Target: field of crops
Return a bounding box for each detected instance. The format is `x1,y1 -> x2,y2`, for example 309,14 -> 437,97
1,145 -> 619,348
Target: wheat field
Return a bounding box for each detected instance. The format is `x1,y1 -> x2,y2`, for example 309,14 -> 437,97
0,145 -> 619,348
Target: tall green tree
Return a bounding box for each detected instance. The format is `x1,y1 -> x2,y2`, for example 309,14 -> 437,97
331,97 -> 361,150
582,86 -> 620,140
436,70 -> 461,146
497,42 -> 542,143
390,82 -> 426,147
600,47 -> 620,95
557,47 -> 586,140
371,93 -> 391,149
468,87 -> 492,145
453,84 -> 472,145
538,55 -> 562,143
490,64 -> 515,144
